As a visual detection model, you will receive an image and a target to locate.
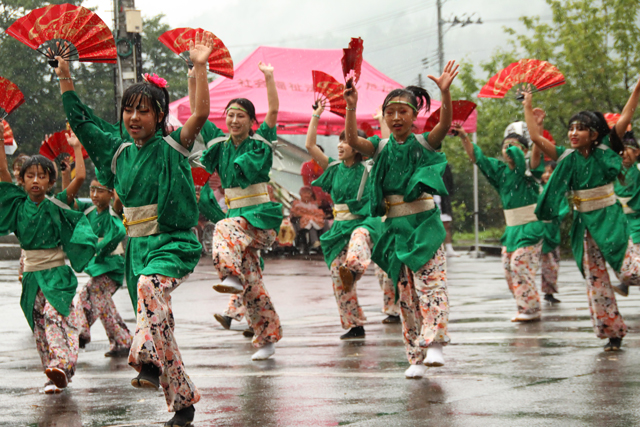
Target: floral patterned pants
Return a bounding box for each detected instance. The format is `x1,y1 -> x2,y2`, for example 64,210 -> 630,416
501,243 -> 542,315
212,217 -> 282,347
33,290 -> 79,380
75,274 -> 132,352
375,264 -> 400,316
129,274 -> 200,412
616,241 -> 640,288
540,247 -> 560,295
224,294 -> 246,321
330,228 -> 372,329
397,246 -> 449,365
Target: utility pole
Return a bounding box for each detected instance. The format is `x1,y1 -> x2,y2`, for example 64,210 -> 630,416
437,0 -> 444,73
112,0 -> 143,117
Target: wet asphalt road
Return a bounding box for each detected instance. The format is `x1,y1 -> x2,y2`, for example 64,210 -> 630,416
1,253 -> 640,427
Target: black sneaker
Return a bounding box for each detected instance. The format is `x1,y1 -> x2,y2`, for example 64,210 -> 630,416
242,328 -> 254,338
340,326 -> 365,340
79,336 -> 90,349
131,363 -> 160,389
165,405 -> 195,427
613,284 -> 629,297
604,337 -> 622,352
544,293 -> 562,304
104,347 -> 130,358
213,313 -> 233,330
382,315 -> 401,324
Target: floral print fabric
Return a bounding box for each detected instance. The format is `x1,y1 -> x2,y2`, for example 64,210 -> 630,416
582,232 -> 628,339
375,264 -> 400,316
75,274 -> 132,352
397,246 -> 449,365
501,243 -> 542,315
33,290 -> 79,380
128,274 -> 200,412
616,240 -> 640,288
212,217 -> 282,347
540,247 -> 560,295
224,294 -> 246,321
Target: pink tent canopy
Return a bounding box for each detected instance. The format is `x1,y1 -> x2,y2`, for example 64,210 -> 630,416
169,46 -> 477,136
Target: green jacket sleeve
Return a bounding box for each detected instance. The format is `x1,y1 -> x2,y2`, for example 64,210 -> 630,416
0,182 -> 25,235
506,145 -> 527,177
535,154 -> 572,221
473,144 -> 504,191
234,122 -> 276,189
95,212 -> 126,261
199,185 -> 226,223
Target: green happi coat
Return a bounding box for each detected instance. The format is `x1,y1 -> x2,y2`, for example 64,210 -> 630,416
312,157 -> 381,268
0,183 -> 97,329
473,144 -> 545,252
536,144 -> 628,275
62,91 -> 202,311
615,162 -> 640,244
199,184 -> 226,224
199,120 -> 283,231
366,132 -> 447,285
541,182 -> 570,254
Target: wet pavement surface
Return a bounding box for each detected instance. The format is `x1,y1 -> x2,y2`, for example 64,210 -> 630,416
1,253 -> 640,426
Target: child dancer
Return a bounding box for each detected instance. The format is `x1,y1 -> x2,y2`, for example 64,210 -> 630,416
53,33 -> 214,426
614,131 -> 640,296
305,102 -> 381,340
0,149 -> 97,394
344,61 -> 458,379
524,78 -> 640,351
199,62 -> 283,361
458,124 -> 545,321
68,173 -> 132,357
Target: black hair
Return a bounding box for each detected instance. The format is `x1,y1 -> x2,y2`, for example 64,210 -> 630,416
224,98 -> 258,136
11,153 -> 29,170
119,81 -> 170,138
567,111 -> 615,148
545,160 -> 557,171
382,86 -> 431,114
502,133 -> 530,150
338,129 -> 367,141
19,155 -> 56,184
623,130 -> 638,149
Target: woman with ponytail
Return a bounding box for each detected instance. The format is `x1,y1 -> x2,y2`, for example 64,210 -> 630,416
343,61 -> 458,379
52,33 -> 215,426
524,77 -> 640,352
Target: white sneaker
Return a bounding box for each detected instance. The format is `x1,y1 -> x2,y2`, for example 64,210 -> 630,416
445,244 -> 460,257
43,384 -> 62,394
404,364 -> 428,379
424,343 -> 445,367
213,276 -> 243,294
252,343 -> 276,360
511,312 -> 541,322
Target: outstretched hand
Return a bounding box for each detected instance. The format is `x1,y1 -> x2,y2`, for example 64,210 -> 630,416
532,107 -> 546,127
189,31 -> 214,67
453,123 -> 467,138
343,78 -> 358,108
313,101 -> 325,116
66,131 -> 82,149
258,61 -> 274,76
428,60 -> 459,92
50,42 -> 71,78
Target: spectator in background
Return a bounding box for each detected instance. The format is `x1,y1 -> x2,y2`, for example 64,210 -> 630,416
301,145 -> 333,218
290,186 -> 328,253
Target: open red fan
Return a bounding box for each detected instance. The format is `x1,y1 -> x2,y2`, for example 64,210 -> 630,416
3,120 -> 17,155
158,28 -> 234,79
39,130 -> 89,161
359,122 -> 375,138
477,59 -> 565,99
192,167 -> 211,187
604,113 -> 632,131
6,4 -> 116,67
423,100 -> 477,134
0,77 -> 25,119
311,71 -> 347,117
342,37 -> 363,88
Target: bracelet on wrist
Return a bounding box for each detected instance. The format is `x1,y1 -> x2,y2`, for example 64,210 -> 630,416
312,114 -> 321,119
57,77 -> 72,81
187,75 -> 196,79
345,107 -> 356,111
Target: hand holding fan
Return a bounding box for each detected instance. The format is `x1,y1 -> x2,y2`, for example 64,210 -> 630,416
311,71 -> 347,117
192,167 -> 211,187
342,37 -> 363,89
0,77 -> 25,119
423,100 -> 477,135
477,59 -> 565,100
6,4 -> 117,68
3,120 -> 17,155
158,28 -> 234,79
39,130 -> 89,162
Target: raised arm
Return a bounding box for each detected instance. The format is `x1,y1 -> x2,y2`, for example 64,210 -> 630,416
62,132 -> 86,205
615,76 -> 640,140
259,62 -> 279,128
344,80 -> 375,157
373,106 -> 390,139
113,191 -> 123,215
454,124 -> 475,163
427,60 -> 459,149
0,125 -> 12,182
187,67 -> 196,114
523,90 -> 558,160
529,108 -> 546,170
179,32 -> 214,149
305,103 -> 329,170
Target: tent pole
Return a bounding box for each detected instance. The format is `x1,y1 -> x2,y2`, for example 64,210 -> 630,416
471,132 -> 484,259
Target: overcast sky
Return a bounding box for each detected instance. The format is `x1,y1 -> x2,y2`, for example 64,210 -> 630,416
85,0 -> 553,95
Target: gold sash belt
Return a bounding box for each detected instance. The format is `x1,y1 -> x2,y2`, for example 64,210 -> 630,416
123,204 -> 160,237
503,204 -> 538,227
225,183 -> 270,209
333,203 -> 363,221
23,247 -> 65,272
617,196 -> 635,214
572,184 -> 615,213
385,193 -> 435,219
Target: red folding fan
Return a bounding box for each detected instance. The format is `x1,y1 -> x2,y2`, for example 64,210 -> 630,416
604,113 -> 632,131
311,71 -> 347,117
3,120 -> 16,155
192,167 -> 211,187
359,122 -> 375,138
342,37 -> 364,88
0,77 -> 25,119
39,130 -> 89,161
158,28 -> 234,79
477,59 -> 565,99
423,100 -> 477,134
6,4 -> 117,67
